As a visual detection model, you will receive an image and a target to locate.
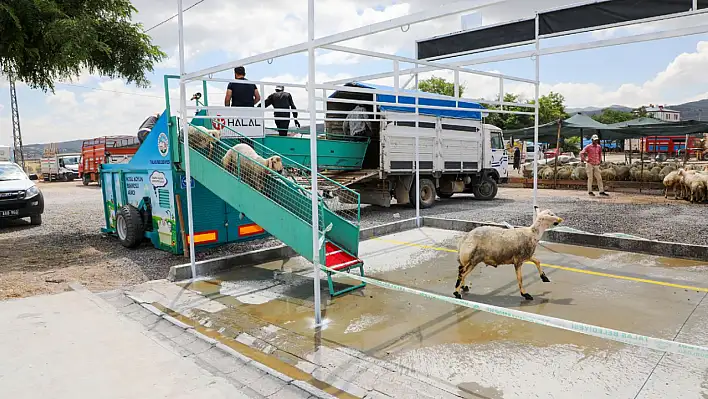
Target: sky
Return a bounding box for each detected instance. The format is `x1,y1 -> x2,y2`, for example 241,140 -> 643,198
1,0 -> 708,146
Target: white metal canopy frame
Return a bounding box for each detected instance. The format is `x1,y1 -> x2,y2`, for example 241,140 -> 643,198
174,0 -> 539,326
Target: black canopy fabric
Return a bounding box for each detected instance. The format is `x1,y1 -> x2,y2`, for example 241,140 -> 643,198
502,114 -> 708,142
417,0 -> 695,60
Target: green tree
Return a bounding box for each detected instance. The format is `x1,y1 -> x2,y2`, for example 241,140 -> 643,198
633,106 -> 648,117
535,91 -> 569,124
592,108 -> 635,124
482,93 -> 533,130
0,0 -> 165,91
418,76 -> 465,97
482,91 -> 568,130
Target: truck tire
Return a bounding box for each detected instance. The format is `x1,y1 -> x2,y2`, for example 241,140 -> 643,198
116,205 -> 144,248
409,178 -> 436,209
472,177 -> 498,201
82,175 -> 90,186
30,215 -> 42,226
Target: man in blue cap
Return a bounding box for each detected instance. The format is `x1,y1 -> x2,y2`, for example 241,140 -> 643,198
262,85 -> 300,136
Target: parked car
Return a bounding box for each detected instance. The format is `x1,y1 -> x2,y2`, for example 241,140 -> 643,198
0,162 -> 44,225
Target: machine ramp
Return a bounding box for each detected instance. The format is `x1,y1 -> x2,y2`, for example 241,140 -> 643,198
178,124 -> 362,263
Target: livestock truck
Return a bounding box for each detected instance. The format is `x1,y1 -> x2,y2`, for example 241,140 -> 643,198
79,136 -> 140,186
196,81 -> 507,210
308,82 -> 508,208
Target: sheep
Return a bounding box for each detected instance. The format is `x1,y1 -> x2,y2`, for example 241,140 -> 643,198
571,166 -> 587,181
616,165 -> 631,181
600,167 -> 616,181
453,208 -> 563,301
556,166 -> 573,180
663,170 -> 682,199
678,169 -> 704,203
222,143 -> 284,194
187,125 -> 221,159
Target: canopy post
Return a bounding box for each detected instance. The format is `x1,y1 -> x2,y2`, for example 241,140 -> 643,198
640,137 -> 644,194
532,13 -> 540,212
553,119 -> 561,189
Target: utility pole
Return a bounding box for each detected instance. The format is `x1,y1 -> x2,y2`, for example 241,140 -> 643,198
9,79 -> 24,169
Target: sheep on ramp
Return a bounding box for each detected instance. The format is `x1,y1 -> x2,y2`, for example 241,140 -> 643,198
222,143 -> 284,194
454,208 -> 563,301
188,125 -> 221,159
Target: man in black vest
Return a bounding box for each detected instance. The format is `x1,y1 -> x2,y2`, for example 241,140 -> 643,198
224,66 -> 260,107
261,86 -> 300,136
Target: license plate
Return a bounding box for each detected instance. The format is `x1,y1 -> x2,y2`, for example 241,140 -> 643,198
0,210 -> 19,217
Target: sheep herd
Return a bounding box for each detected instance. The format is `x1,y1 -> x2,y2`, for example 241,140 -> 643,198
522,161 -> 708,203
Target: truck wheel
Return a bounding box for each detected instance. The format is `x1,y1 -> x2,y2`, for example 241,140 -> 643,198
410,178 -> 436,209
61,173 -> 68,182
116,205 -> 144,248
82,175 -> 90,186
473,177 -> 498,201
30,215 -> 42,226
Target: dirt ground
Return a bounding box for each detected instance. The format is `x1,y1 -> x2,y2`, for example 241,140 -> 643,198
0,181 -> 277,300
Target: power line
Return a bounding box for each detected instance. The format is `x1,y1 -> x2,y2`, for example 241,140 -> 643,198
145,0 -> 206,33
59,83 -> 167,99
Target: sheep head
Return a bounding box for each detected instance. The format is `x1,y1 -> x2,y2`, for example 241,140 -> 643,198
532,209 -> 563,234
265,156 -> 284,173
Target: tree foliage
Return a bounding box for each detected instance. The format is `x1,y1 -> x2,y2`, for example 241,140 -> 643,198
482,91 -> 569,130
592,108 -> 635,124
0,0 -> 166,91
418,76 -> 465,97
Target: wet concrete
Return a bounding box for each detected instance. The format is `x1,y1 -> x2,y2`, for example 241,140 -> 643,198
130,227 -> 708,398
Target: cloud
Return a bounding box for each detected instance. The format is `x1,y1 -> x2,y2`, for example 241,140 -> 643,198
4,1 -> 708,146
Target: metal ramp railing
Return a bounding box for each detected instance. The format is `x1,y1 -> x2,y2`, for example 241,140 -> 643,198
177,122 -> 362,260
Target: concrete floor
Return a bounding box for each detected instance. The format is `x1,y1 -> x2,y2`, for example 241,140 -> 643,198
130,227 -> 708,399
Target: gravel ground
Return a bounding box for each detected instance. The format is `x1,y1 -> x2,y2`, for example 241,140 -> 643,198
359,187 -> 708,246
0,181 -> 279,299
1,181 -> 705,299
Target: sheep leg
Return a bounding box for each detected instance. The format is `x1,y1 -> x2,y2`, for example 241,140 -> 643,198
515,263 -> 533,300
530,257 -> 550,283
453,259 -> 477,299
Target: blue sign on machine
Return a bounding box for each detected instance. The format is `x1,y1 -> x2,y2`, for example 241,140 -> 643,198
180,175 -> 195,189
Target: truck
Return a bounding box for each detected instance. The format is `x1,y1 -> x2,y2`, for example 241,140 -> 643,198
79,136 -> 140,186
40,144 -> 81,182
313,82 -> 508,209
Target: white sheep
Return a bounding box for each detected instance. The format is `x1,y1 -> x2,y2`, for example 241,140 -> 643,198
678,169 -> 705,203
222,143 -> 284,193
662,170 -> 682,199
188,125 -> 221,159
454,208 -> 563,300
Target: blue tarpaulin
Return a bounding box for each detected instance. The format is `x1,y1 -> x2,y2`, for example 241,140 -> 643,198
332,82 -> 486,120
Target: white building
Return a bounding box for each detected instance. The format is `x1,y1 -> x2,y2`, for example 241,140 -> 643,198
645,105 -> 681,122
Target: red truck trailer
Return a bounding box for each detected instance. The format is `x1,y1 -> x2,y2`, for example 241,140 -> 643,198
79,136 -> 140,186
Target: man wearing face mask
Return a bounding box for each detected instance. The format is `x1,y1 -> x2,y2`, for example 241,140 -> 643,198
261,85 -> 300,136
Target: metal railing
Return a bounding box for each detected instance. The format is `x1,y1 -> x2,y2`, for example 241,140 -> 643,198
179,123 -> 361,229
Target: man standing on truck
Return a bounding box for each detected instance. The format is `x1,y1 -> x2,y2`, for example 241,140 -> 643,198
580,134 -> 609,197
224,66 -> 261,107
137,112 -> 161,144
260,86 -> 300,136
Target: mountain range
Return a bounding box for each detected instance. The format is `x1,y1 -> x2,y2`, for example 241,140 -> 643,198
14,99 -> 708,159
567,99 -> 708,120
